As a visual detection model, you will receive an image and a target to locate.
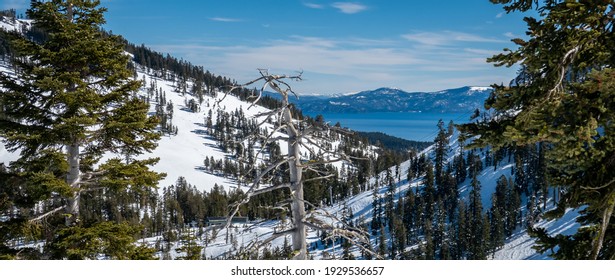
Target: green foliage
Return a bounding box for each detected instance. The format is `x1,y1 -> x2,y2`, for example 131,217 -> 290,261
176,233 -> 203,260
459,0 -> 615,259
0,0 -> 162,259
356,131 -> 432,153
49,222 -> 155,260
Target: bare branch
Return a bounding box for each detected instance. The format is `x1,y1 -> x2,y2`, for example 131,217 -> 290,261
303,174 -> 335,183
251,183 -> 291,197
29,206 -> 65,223
302,218 -> 382,260
223,157 -> 294,229
581,178 -> 615,190
547,45 -> 580,98
239,227 -> 296,255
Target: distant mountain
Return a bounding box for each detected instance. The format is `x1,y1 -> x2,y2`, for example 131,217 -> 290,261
289,86 -> 492,114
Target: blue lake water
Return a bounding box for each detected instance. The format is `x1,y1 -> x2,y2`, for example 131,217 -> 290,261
307,112 -> 472,142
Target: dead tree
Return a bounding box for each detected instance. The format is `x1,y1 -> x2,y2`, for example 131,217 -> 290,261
218,69 -> 376,260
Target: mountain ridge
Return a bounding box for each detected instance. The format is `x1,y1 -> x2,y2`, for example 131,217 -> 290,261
278,86 -> 493,114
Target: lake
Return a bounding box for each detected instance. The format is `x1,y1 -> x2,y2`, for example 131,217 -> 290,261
306,112 -> 473,142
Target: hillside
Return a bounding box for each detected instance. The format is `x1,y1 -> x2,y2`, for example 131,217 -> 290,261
153,129 -> 578,260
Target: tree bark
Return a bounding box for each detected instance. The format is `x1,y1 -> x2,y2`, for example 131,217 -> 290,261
591,195 -> 614,260
284,102 -> 307,260
66,141 -> 81,225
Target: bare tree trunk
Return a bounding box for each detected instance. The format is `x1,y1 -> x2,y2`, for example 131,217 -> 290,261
284,103 -> 307,259
66,141 -> 80,226
221,71 -> 371,259
591,197 -> 614,260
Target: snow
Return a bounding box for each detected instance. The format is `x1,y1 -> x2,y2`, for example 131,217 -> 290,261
493,208 -> 581,260
328,101 -> 349,106
132,71 -> 271,191
1,55 -> 354,193
0,141 -> 20,165
469,86 -> 491,91
0,16 -> 32,33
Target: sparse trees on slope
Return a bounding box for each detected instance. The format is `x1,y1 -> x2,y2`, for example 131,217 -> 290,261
0,0 -> 162,259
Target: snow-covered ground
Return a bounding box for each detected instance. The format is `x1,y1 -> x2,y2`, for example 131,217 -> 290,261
493,208 -> 580,260
0,56 -> 354,193
132,71 -> 269,191
0,16 -> 32,33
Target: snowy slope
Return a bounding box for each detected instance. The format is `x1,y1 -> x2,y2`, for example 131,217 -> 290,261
0,59 -> 352,192
174,129 -> 581,260
0,16 -> 32,33
132,71 -> 268,191
493,208 -> 580,260
0,61 -> 248,192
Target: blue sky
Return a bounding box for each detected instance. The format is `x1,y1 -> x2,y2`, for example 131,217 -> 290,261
3,0 -> 530,94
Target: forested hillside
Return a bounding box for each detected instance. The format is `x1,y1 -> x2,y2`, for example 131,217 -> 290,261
0,3 -> 414,259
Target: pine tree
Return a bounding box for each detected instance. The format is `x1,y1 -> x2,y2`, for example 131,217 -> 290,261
467,171 -> 484,259
377,223 -> 387,258
455,200 -> 468,259
384,168 -> 395,228
0,0 -> 162,259
460,0 -> 615,259
434,119 -> 448,190
422,162 -> 436,223
403,188 -> 416,242
175,232 -> 203,260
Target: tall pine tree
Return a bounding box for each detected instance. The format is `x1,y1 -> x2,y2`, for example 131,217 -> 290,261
0,0 -> 163,259
460,0 -> 615,259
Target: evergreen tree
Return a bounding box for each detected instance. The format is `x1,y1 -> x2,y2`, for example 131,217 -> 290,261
422,219 -> 435,260
454,200 -> 468,259
378,224 -> 387,258
460,0 -> 615,259
175,233 -> 203,260
434,119 -> 449,190
384,168 -> 395,227
422,162 -> 436,222
403,188 -> 416,242
370,183 -> 382,235
0,0 -> 162,259
467,171 -> 485,259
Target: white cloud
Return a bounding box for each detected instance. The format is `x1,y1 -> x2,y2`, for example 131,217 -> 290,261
504,32 -> 516,38
402,31 -> 506,46
464,48 -> 501,56
209,17 -> 243,22
331,2 -> 368,14
496,12 -> 505,18
152,33 -> 516,93
303,2 -> 324,9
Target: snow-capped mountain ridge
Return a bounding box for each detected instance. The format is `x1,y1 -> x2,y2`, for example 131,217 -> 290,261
291,86 -> 493,114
